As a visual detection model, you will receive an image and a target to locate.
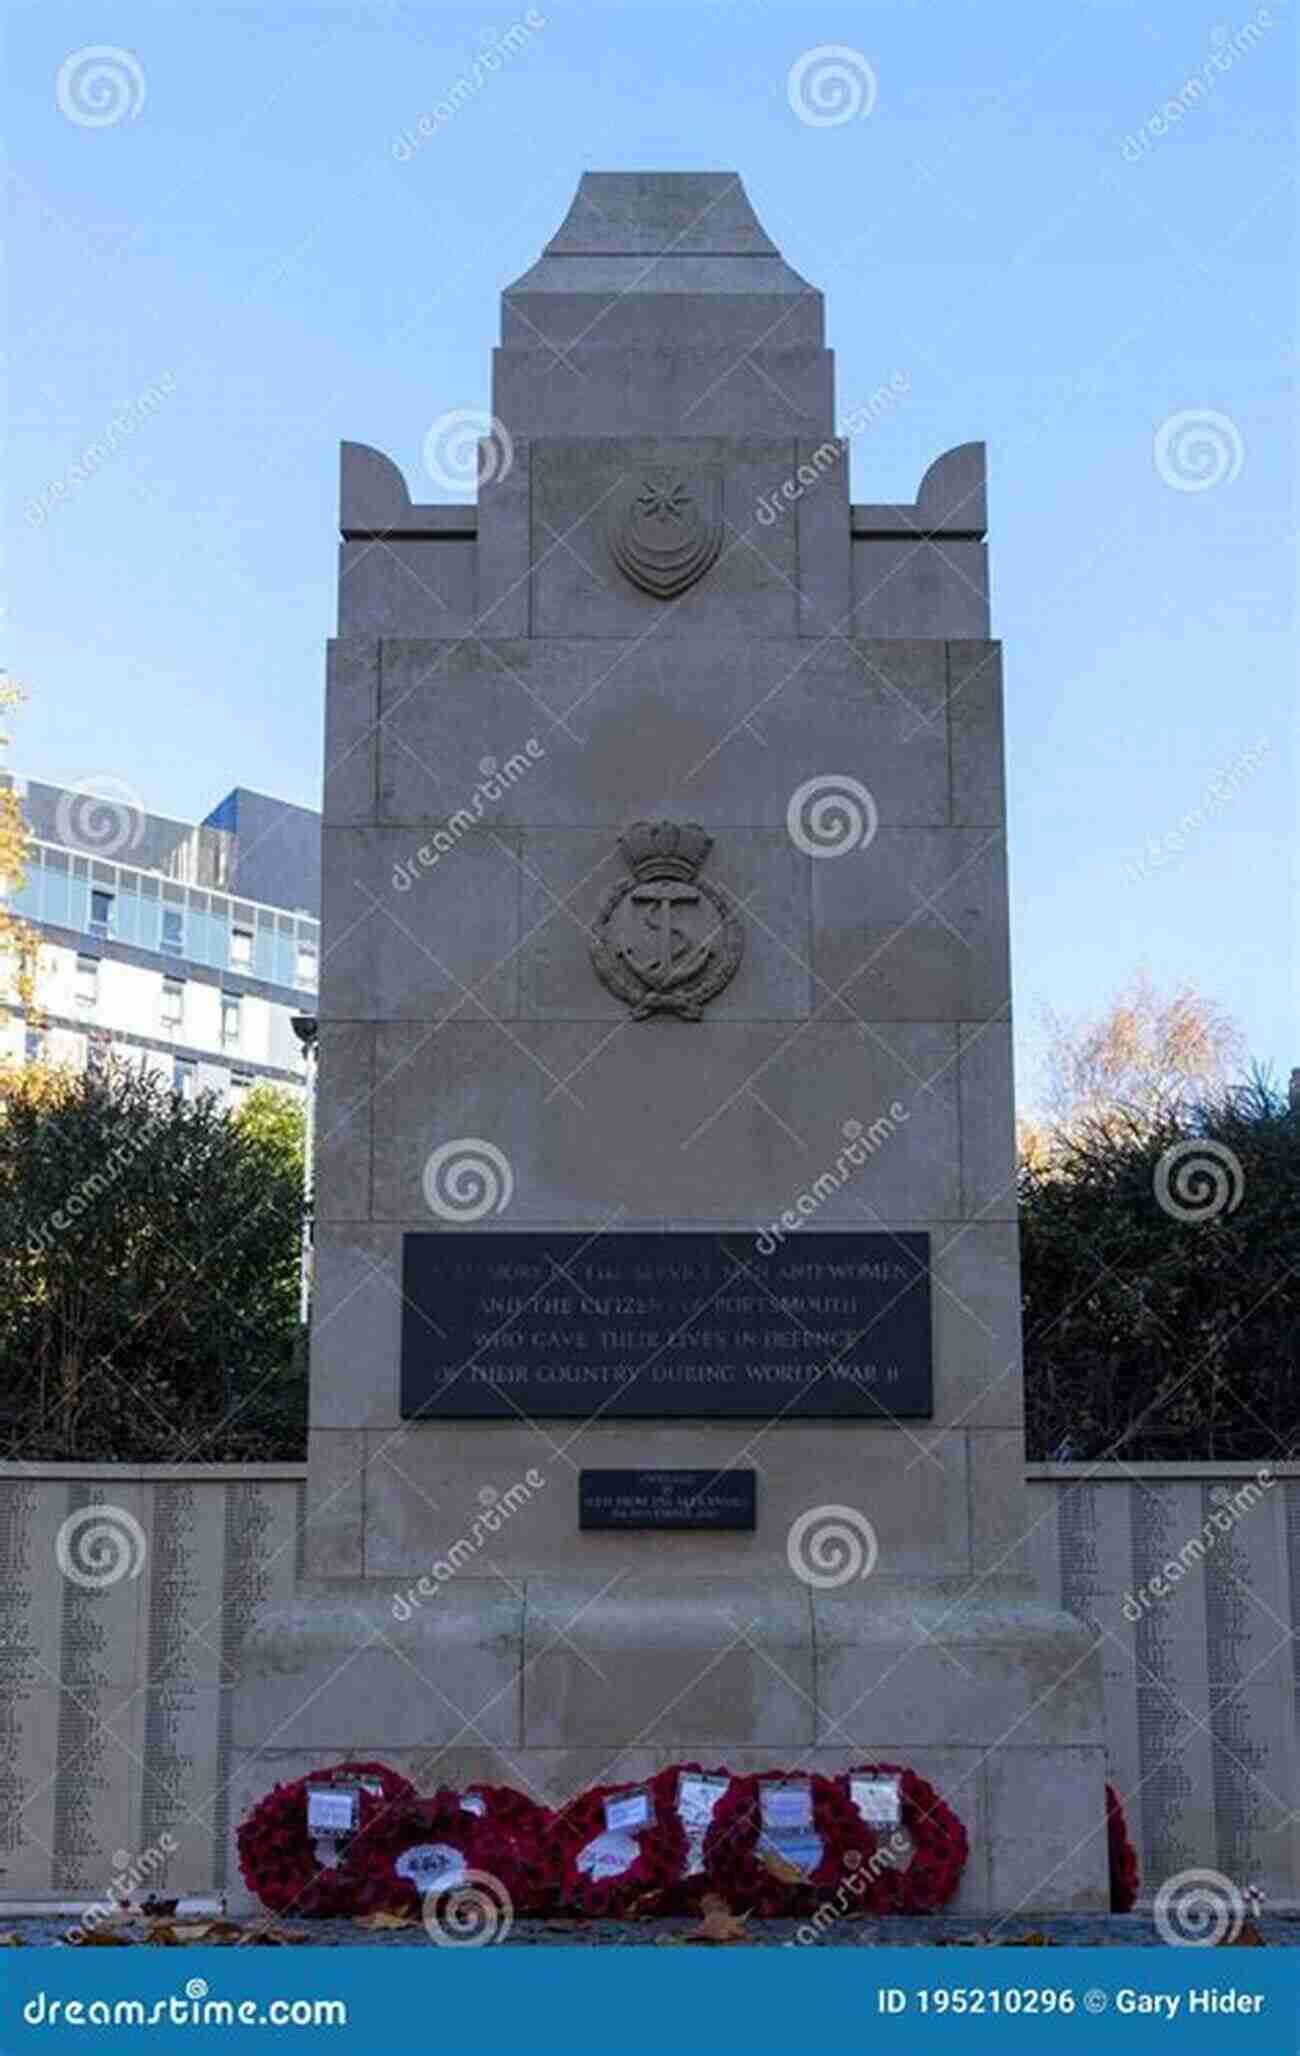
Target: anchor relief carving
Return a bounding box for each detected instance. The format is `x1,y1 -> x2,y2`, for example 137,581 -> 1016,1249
589,821 -> 744,1021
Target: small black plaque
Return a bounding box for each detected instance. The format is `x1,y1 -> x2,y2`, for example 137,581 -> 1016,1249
580,1469 -> 756,1532
400,1230 -> 932,1421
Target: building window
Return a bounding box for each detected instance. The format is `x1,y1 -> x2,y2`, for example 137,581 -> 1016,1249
221,992 -> 241,1046
228,1070 -> 252,1109
173,1055 -> 196,1100
230,925 -> 253,971
161,908 -> 184,956
86,1033 -> 109,1078
89,888 -> 114,938
295,939 -> 318,989
74,954 -> 99,1010
24,1027 -> 43,1064
161,976 -> 185,1028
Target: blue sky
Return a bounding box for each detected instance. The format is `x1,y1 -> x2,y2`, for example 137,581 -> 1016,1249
9,0 -> 1296,1104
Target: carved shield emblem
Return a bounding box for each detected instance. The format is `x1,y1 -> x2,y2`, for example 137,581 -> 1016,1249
590,821 -> 744,1021
608,470 -> 723,598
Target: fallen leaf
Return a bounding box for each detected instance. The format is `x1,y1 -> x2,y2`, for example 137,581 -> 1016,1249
1222,1920 -> 1266,1947
353,1910 -> 418,1931
0,1934 -> 25,1947
677,1894 -> 752,1946
238,1924 -> 313,1946
68,1930 -> 132,1947
758,1847 -> 805,1886
155,1920 -> 245,1946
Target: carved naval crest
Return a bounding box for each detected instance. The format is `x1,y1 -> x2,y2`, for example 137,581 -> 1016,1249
608,470 -> 723,598
590,822 -> 744,1021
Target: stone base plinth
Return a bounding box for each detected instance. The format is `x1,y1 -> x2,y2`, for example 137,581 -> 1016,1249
227,1576 -> 1107,1915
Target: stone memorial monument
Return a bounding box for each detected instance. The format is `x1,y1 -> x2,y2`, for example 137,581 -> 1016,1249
231,172 -> 1108,1911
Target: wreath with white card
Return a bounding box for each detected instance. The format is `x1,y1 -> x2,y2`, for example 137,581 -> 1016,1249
702,1770 -> 878,1915
236,1760 -> 415,1917
548,1780 -> 688,1915
838,1762 -> 968,1912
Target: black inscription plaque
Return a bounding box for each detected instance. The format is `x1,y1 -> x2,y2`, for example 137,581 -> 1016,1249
580,1470 -> 756,1532
400,1231 -> 932,1421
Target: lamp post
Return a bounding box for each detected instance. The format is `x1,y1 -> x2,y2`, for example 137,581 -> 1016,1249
290,1015 -> 318,1329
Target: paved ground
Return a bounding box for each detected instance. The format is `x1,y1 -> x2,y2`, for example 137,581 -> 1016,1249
9,1912 -> 1299,1947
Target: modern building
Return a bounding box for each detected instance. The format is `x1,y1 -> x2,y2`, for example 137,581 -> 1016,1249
2,777 -> 320,1103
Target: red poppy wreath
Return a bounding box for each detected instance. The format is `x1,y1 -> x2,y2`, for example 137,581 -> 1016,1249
548,1779 -> 688,1916
236,1759 -> 415,1917
1106,1782 -> 1139,1913
702,1770 -> 879,1916
835,1763 -> 969,1913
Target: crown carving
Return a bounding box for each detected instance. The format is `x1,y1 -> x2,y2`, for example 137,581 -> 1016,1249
618,820 -> 713,883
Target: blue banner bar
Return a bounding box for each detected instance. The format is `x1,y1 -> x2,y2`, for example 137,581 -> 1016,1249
2,1947 -> 1297,2054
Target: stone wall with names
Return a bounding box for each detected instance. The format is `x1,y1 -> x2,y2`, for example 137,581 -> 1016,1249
0,1468 -> 303,1902
1027,1466 -> 1300,1906
0,1465 -> 1296,1904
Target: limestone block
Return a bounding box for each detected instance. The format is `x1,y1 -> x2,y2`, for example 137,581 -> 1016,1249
303,1431 -> 363,1581
476,437 -> 530,636
522,1578 -> 814,1748
986,1747 -> 1109,1910
795,437 -> 852,637
811,827 -> 1010,1023
338,538 -> 476,638
231,1580 -> 522,1752
369,1021 -> 960,1227
494,347 -> 835,439
321,824 -> 521,1020
969,1430 -> 1034,1574
323,639 -> 378,826
928,1220 -> 1025,1428
312,1024 -> 373,1223
364,1425 -> 970,1582
958,1020 -> 1017,1220
372,637 -> 951,835
310,1226 -> 404,1430
517,827 -> 813,1022
815,1579 -> 1105,1750
748,639 -> 949,829
529,437 -> 801,639
948,641 -> 1006,826
852,539 -> 989,640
